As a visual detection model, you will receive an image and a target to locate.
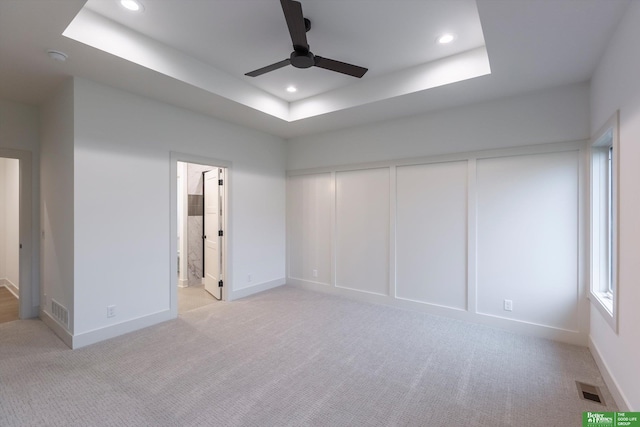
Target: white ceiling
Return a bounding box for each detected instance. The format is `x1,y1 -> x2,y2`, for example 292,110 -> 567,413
85,0 -> 487,102
0,0 -> 630,139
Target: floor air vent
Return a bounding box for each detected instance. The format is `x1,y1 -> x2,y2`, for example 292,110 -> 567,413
51,299 -> 69,328
576,381 -> 605,405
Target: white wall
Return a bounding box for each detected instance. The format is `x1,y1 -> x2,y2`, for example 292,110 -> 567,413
40,80 -> 75,334
287,85 -> 590,344
0,98 -> 40,316
396,161 -> 467,309
335,168 -> 390,296
0,159 -> 5,281
2,158 -> 20,288
476,152 -> 580,331
288,144 -> 585,344
177,161 -> 187,286
287,173 -> 332,285
71,78 -> 286,342
589,0 -> 640,411
287,83 -> 589,170
184,162 -> 213,287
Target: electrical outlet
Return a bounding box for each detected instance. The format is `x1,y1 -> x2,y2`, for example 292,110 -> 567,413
107,305 -> 116,318
312,269 -> 318,278
247,273 -> 252,283
503,299 -> 513,311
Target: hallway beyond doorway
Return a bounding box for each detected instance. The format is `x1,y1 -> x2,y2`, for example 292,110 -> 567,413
177,284 -> 216,314
0,287 -> 19,324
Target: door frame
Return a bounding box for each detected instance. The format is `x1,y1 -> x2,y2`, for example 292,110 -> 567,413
0,148 -> 35,319
170,152 -> 231,316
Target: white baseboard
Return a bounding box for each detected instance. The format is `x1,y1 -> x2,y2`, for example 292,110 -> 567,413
229,278 -> 285,301
178,278 -> 189,288
289,278 -> 587,346
589,336 -> 631,411
71,309 -> 174,349
40,309 -> 73,349
41,277 -> 282,349
2,278 -> 19,298
4,279 -> 20,299
287,276 -> 332,287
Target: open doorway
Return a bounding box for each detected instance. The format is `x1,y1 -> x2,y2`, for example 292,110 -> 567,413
176,160 -> 227,314
0,157 -> 20,323
0,148 -> 34,322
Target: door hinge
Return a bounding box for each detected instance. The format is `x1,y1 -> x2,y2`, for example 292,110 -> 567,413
218,179 -> 223,185
218,280 -> 223,287
218,230 -> 223,237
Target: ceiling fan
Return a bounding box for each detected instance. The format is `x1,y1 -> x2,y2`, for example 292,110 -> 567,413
245,0 -> 368,78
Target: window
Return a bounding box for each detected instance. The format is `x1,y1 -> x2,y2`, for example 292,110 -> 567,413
590,111 -> 619,332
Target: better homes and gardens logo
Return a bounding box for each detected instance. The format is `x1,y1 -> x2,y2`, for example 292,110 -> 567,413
583,412 -> 640,427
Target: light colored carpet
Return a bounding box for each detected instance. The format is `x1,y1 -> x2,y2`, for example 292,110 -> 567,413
178,284 -> 217,314
0,285 -> 616,426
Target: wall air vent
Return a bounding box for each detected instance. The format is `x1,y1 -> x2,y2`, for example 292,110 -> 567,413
51,299 -> 69,328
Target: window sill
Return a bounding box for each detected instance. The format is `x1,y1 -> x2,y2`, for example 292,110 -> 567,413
589,291 -> 617,333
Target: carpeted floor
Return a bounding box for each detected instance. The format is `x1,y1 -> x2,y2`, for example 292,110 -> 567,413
0,285 -> 616,426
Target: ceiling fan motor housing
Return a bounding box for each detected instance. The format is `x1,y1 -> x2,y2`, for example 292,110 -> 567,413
290,50 -> 315,69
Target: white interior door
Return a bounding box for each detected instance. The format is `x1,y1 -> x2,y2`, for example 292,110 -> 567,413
203,169 -> 222,299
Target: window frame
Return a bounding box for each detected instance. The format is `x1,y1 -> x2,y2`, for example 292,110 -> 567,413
589,111 -> 619,333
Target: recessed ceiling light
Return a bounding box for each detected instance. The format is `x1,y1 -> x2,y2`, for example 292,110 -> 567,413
286,86 -> 297,93
437,33 -> 456,44
120,0 -> 143,12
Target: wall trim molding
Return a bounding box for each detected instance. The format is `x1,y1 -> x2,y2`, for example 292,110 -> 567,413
1,279 -> 19,298
287,141 -> 588,347
287,140 -> 586,176
40,309 -> 73,348
589,335 -> 631,411
287,276 -> 330,287
71,309 -> 174,349
289,279 -> 587,346
395,294 -> 466,313
230,278 -> 285,301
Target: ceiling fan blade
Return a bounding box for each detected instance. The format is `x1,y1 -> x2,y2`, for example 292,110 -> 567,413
280,0 -> 309,51
245,59 -> 291,77
314,56 -> 368,78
